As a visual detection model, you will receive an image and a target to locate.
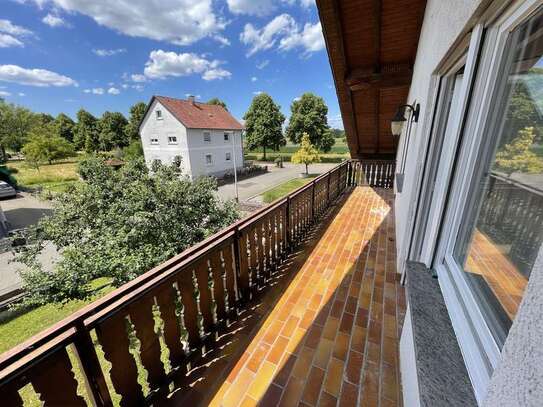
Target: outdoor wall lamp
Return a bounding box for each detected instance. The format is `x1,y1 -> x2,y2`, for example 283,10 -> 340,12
391,103 -> 420,193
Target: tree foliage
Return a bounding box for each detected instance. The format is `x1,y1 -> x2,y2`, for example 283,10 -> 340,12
74,109 -> 99,152
14,157 -> 240,306
495,126 -> 543,175
54,113 -> 75,143
98,111 -> 129,150
21,125 -> 75,168
0,100 -> 38,153
243,93 -> 285,159
291,133 -> 321,174
207,97 -> 228,111
122,139 -> 144,161
124,101 -> 147,142
286,93 -> 335,152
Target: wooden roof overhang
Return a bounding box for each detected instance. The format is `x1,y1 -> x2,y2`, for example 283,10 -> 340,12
317,0 -> 427,159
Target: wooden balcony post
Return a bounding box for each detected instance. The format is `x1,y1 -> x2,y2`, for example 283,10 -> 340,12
311,181 -> 315,222
285,197 -> 291,252
73,322 -> 113,407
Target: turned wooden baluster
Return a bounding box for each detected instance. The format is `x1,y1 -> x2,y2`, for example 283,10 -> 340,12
270,212 -> 277,267
222,244 -> 237,313
237,231 -> 250,300
96,312 -> 145,407
194,259 -> 215,336
262,218 -> 271,279
176,269 -> 201,352
210,247 -> 227,324
154,281 -> 186,374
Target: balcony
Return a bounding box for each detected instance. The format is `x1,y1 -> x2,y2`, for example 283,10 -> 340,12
0,160 -> 402,407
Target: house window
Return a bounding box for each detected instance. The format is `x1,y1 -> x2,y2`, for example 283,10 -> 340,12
226,152 -> 231,161
203,131 -> 211,142
224,132 -> 230,142
156,110 -> 162,120
150,138 -> 159,145
168,136 -> 177,144
453,8 -> 543,347
205,154 -> 213,165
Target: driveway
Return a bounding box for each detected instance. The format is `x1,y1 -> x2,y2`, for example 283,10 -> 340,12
0,193 -> 54,300
217,162 -> 338,201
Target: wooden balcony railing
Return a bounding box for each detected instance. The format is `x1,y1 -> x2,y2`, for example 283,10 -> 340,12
350,159 -> 395,188
0,160 -> 393,406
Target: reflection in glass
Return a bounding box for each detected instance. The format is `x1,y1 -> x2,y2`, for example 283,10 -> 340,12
456,8 -> 543,346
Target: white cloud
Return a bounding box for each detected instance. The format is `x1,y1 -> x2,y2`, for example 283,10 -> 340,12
0,19 -> 33,36
0,19 -> 33,47
93,48 -> 126,57
121,83 -> 129,89
132,84 -> 144,92
251,76 -> 257,82
253,90 -> 263,95
300,0 -> 315,7
328,113 -> 344,130
0,34 -> 23,48
130,74 -> 147,82
185,93 -> 201,99
0,64 -> 77,87
142,50 -> 231,81
256,60 -> 269,70
293,96 -> 301,102
213,35 -> 231,47
107,87 -> 120,95
18,92 -> 25,96
27,0 -> 225,45
279,21 -> 324,54
240,14 -> 297,56
42,13 -> 68,27
84,87 -> 104,94
240,14 -> 324,57
0,91 -> 11,97
227,0 -> 275,16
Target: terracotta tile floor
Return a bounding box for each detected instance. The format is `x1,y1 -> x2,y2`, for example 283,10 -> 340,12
165,187 -> 405,406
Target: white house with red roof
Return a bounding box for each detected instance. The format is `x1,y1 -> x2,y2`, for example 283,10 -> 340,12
139,95 -> 244,180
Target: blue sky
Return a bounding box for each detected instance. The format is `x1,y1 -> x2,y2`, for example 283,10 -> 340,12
0,0 -> 343,129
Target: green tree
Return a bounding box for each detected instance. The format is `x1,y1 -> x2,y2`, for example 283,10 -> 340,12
207,97 -> 228,111
21,125 -> 75,168
505,80 -> 543,144
98,111 -> 129,150
243,93 -> 286,159
286,93 -> 335,152
291,133 -> 321,174
122,139 -> 144,161
14,157 -> 239,306
0,101 -> 38,153
124,102 -> 147,142
495,126 -> 543,175
74,109 -> 99,152
54,113 -> 75,143
35,113 -> 55,126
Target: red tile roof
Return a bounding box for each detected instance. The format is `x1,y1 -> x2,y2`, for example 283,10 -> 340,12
154,96 -> 244,130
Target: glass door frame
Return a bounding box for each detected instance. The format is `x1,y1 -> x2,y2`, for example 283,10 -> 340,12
432,1 -> 543,403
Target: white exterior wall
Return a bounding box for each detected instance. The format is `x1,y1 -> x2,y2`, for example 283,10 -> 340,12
185,128 -> 244,179
140,100 -> 244,179
394,0 -> 484,274
140,100 -> 192,175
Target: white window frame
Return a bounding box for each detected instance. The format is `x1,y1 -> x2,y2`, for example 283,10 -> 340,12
150,137 -> 159,145
430,1 -> 543,403
203,131 -> 211,143
167,136 -> 178,145
156,110 -> 163,120
205,153 -> 213,166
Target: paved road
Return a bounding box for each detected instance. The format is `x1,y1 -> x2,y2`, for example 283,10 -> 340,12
0,193 -> 55,298
217,162 -> 338,201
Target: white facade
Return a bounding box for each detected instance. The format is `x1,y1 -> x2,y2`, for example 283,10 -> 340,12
140,99 -> 244,179
396,0 -> 543,405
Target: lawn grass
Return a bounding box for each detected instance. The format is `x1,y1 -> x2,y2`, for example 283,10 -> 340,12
261,175 -> 317,203
0,277 -> 115,354
6,159 -> 80,192
245,138 -> 350,163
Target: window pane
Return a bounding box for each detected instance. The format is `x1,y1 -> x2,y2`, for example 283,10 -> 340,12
455,8 -> 543,346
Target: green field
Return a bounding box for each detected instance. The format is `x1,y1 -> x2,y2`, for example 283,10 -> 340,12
261,175 -> 317,203
6,159 -> 80,193
245,138 -> 350,163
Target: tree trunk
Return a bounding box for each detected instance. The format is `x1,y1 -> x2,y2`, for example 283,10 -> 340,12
263,146 -> 266,160
305,163 -> 309,174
